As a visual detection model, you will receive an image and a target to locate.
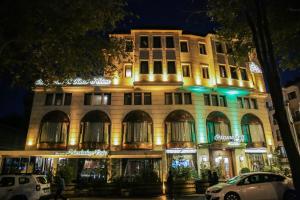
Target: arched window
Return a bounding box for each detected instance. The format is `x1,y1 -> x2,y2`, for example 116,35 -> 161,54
206,111 -> 231,143
165,110 -> 196,147
122,110 -> 153,149
79,110 -> 110,149
38,110 -> 69,149
241,114 -> 265,144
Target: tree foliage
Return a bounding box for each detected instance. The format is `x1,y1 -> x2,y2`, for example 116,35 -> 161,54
0,0 -> 128,86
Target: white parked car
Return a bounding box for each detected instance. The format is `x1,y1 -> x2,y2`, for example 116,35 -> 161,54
0,174 -> 51,200
205,172 -> 295,200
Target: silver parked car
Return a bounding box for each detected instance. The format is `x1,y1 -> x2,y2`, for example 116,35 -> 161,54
205,172 -> 295,200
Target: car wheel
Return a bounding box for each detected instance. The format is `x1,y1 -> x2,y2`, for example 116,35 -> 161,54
225,192 -> 240,200
284,190 -> 297,200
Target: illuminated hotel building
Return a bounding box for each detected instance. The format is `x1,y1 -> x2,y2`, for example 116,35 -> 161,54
0,30 -> 274,181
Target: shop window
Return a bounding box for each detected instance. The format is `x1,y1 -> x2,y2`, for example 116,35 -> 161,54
202,66 -> 209,79
144,93 -> 152,105
122,110 -> 153,145
39,110 -> 69,147
125,65 -> 132,77
165,110 -> 196,144
206,111 -> 231,143
199,43 -> 207,55
166,36 -> 174,48
230,66 -> 238,79
167,61 -> 176,74
215,41 -> 224,53
153,61 -> 162,74
165,93 -> 173,105
184,93 -> 192,104
140,61 -> 149,74
125,40 -> 133,52
140,36 -> 149,48
180,41 -> 188,52
174,93 -> 182,104
240,68 -> 248,80
134,93 -> 142,105
80,159 -> 107,182
182,64 -> 190,77
241,114 -> 266,144
153,36 -> 161,48
219,65 -> 227,78
124,93 -> 132,105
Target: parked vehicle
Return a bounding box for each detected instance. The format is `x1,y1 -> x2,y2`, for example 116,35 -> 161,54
0,174 -> 51,200
205,172 -> 295,200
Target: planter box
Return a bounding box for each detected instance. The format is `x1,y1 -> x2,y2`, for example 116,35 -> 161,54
167,181 -> 196,195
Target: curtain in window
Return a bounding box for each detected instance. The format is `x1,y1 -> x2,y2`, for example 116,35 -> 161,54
214,121 -> 230,136
83,122 -> 109,143
242,124 -> 251,143
40,122 -> 67,143
168,121 -> 195,142
125,122 -> 151,143
249,124 -> 265,142
207,121 -> 215,143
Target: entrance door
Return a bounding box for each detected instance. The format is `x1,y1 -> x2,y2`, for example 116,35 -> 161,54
210,150 -> 233,179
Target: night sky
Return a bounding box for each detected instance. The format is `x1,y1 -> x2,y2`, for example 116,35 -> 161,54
0,0 -> 299,118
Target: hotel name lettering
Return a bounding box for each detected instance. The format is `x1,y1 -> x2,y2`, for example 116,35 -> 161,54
214,134 -> 245,143
55,150 -> 108,157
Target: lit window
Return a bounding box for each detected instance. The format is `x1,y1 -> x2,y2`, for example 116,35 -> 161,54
140,61 -> 149,74
180,41 -> 188,52
140,36 -> 149,48
103,93 -> 111,105
125,65 -> 132,77
202,66 -> 209,79
219,65 -> 227,78
166,36 -> 174,48
182,65 -> 190,77
167,61 -> 176,74
153,61 -> 162,74
199,43 -> 207,55
153,36 -> 161,48
93,93 -> 102,105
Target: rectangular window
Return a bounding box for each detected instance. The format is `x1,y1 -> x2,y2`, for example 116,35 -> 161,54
240,68 -> 248,80
55,93 -> 63,106
174,93 -> 182,104
184,93 -> 192,104
84,93 -> 92,105
204,94 -> 211,106
93,93 -> 102,105
103,93 -> 111,105
140,36 -> 149,48
166,36 -> 174,48
64,93 -> 72,105
211,94 -> 219,106
288,91 -> 297,100
125,40 -> 133,52
251,99 -> 258,109
219,95 -> 227,107
140,61 -> 149,74
226,43 -> 233,54
153,61 -> 162,74
125,65 -> 132,77
144,93 -> 152,105
167,61 -> 176,74
182,65 -> 190,77
45,93 -> 54,105
153,36 -> 161,48
124,93 -> 132,105
180,41 -> 188,52
219,65 -> 227,78
230,66 -> 238,79
165,93 -> 173,105
199,43 -> 207,55
202,66 -> 209,79
244,98 -> 251,109
237,97 -> 243,108
215,41 -> 224,53
134,93 -> 142,105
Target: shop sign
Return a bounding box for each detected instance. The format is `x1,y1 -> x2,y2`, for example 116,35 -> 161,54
166,148 -> 197,154
35,77 -> 111,86
214,134 -> 244,142
55,150 -> 108,157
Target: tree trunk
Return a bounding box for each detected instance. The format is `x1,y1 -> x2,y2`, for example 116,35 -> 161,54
246,0 -> 300,196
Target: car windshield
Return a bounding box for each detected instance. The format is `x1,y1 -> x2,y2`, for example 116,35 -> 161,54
36,176 -> 48,184
227,175 -> 247,185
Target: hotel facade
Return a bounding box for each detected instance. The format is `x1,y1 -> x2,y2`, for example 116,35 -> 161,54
0,29 -> 274,183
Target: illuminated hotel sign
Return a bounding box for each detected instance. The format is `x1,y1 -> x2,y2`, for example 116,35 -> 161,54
35,77 -> 112,86
249,62 -> 262,73
55,150 -> 108,157
166,148 -> 197,154
214,134 -> 244,143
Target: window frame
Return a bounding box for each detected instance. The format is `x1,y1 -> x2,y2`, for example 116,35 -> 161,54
152,36 -> 162,48
219,65 -> 228,78
166,36 -> 175,48
140,60 -> 149,74
124,64 -> 133,78
153,60 -> 163,74
124,93 -> 132,105
180,40 -> 189,52
165,93 -> 173,105
182,64 -> 191,77
140,36 -> 149,48
230,66 -> 239,79
167,61 -> 176,74
199,43 -> 207,55
215,41 -> 225,54
202,65 -> 210,79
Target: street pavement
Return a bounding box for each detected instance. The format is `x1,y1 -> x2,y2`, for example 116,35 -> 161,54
67,194 -> 205,200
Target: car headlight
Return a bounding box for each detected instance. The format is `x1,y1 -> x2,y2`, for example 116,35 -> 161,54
211,188 -> 222,193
